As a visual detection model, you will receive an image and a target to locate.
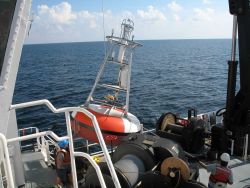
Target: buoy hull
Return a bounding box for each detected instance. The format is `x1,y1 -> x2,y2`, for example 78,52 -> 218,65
71,104 -> 141,145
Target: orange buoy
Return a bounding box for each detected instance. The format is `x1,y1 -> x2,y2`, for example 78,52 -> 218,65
71,104 -> 141,145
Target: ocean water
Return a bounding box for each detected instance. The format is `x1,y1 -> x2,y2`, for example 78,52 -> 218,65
14,39 -> 234,135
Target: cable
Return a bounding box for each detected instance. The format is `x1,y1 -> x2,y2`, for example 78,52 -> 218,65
174,170 -> 181,188
101,0 -> 106,56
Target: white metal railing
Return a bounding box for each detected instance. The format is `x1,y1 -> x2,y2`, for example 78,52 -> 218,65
41,135 -> 51,165
6,101 -> 227,187
0,133 -> 15,188
10,99 -> 121,188
18,127 -> 39,136
74,152 -> 107,187
17,127 -> 113,165
18,127 -> 41,150
6,130 -> 108,187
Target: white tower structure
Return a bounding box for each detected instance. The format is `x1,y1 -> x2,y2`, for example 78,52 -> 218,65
85,19 -> 142,114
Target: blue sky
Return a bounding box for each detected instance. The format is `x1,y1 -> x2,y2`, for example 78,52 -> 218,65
26,0 -> 233,44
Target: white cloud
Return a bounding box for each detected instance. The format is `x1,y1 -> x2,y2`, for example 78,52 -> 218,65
28,2 -> 137,43
121,11 -> 135,20
193,8 -> 214,21
38,2 -> 77,25
38,5 -> 49,14
168,1 -> 182,12
78,10 -> 97,28
203,0 -> 212,4
137,5 -> 166,22
173,14 -> 180,21
25,1 -> 232,44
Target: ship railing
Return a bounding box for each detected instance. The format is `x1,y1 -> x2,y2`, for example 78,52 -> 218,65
6,130 -> 106,187
43,136 -> 100,166
18,126 -> 59,166
10,99 -> 121,188
0,133 -> 15,188
18,127 -> 41,150
17,126 -> 57,166
17,126 -> 113,166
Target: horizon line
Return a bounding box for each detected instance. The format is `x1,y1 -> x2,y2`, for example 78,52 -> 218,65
24,38 -> 231,45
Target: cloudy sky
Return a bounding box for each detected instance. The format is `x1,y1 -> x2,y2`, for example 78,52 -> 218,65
26,0 -> 233,44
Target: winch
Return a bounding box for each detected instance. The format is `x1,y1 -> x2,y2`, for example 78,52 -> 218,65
85,134 -> 205,188
156,110 -> 206,154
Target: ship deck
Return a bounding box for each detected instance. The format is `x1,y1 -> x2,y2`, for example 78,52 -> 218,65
21,149 -> 250,188
22,152 -> 56,187
22,151 -> 88,188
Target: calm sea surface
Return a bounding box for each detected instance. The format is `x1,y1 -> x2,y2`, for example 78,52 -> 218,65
14,39 -> 235,135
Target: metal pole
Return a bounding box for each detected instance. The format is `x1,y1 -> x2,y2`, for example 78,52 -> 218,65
225,15 -> 238,129
85,47 -> 114,106
7,131 -> 69,143
74,152 -> 107,188
125,51 -> 132,113
231,15 -> 238,62
244,134 -> 248,161
86,139 -> 89,154
231,139 -> 234,156
0,134 -> 15,188
65,111 -> 78,188
0,165 -> 3,188
91,116 -> 121,188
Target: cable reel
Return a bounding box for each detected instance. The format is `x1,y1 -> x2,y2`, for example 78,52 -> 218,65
161,157 -> 190,182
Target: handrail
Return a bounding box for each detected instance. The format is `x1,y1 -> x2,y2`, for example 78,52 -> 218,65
18,127 -> 39,134
10,99 -> 121,188
7,131 -> 69,143
18,127 -> 41,150
45,135 -> 58,146
0,133 -> 15,188
4,131 -> 107,188
74,152 -> 107,188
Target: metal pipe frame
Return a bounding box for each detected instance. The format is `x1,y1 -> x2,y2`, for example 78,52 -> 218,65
0,134 -> 15,188
18,127 -> 41,150
10,99 -> 121,188
6,129 -> 106,187
85,46 -> 114,106
125,50 -> 132,114
75,152 -> 107,188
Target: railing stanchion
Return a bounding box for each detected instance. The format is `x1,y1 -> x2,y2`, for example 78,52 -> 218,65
65,111 -> 78,188
0,134 -> 15,188
244,134 -> 248,161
